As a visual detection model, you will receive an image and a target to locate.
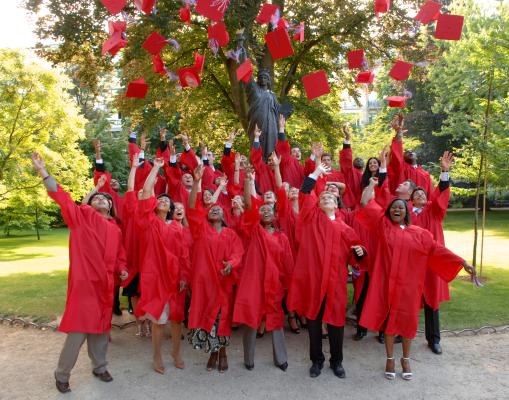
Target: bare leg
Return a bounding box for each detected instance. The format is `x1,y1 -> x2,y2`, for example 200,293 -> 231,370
384,334 -> 395,378
170,322 -> 185,369
401,337 -> 412,379
151,323 -> 165,374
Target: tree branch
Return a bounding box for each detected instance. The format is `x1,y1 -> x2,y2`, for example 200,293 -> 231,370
208,69 -> 235,110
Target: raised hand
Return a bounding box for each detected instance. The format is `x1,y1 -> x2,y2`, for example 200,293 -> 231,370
278,114 -> 286,132
352,245 -> 365,258
218,175 -> 228,187
193,164 -> 204,181
390,113 -> 405,132
369,176 -> 379,186
269,151 -> 280,167
153,157 -> 165,169
92,138 -> 101,151
379,146 -> 389,169
168,139 -> 176,156
343,124 -> 351,141
31,152 -> 46,173
179,280 -> 187,292
177,133 -> 190,146
440,151 -> 454,172
244,165 -> 255,182
314,143 -> 324,160
253,124 -> 262,140
229,129 -> 240,143
234,152 -> 241,169
132,152 -> 141,168
200,142 -> 207,157
314,162 -> 331,177
96,174 -> 108,190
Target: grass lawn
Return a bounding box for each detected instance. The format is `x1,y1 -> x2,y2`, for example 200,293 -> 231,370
1,211 -> 509,328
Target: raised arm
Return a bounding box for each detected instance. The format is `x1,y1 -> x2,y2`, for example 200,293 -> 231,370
243,166 -> 255,210
188,163 -> 204,209
32,152 -> 57,192
360,177 -> 378,207
127,152 -> 141,192
270,152 -> 283,189
82,175 -> 108,205
141,158 -> 165,200
211,175 -> 227,204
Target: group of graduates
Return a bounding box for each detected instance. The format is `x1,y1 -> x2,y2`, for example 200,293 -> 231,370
31,114 -> 476,394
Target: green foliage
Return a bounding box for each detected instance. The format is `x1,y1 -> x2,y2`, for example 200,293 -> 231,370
0,50 -> 92,232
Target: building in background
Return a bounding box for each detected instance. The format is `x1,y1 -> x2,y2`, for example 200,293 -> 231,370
341,87 -> 381,127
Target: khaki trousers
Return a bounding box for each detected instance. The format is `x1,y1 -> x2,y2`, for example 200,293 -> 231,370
243,326 -> 287,367
54,332 -> 109,383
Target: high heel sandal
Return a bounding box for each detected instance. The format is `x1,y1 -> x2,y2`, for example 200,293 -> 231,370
144,322 -> 152,338
384,357 -> 396,380
400,357 -> 413,380
287,315 -> 301,334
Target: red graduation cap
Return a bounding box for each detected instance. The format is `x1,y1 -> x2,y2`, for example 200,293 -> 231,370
385,96 -> 407,108
208,22 -> 230,47
347,49 -> 365,69
277,18 -> 290,30
414,1 -> 441,25
356,71 -> 375,84
143,31 -> 167,55
265,27 -> 294,60
435,14 -> 464,41
302,70 -> 330,100
256,3 -> 280,24
102,21 -> 127,56
375,0 -> 391,16
133,0 -> 156,15
178,67 -> 201,88
236,58 -> 253,83
99,0 -> 128,15
125,78 -> 149,98
193,52 -> 206,75
195,0 -> 228,22
152,54 -> 166,75
389,60 -> 413,81
293,22 -> 305,43
179,4 -> 191,25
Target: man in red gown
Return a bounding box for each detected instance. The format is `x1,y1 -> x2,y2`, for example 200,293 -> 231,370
31,153 -> 128,394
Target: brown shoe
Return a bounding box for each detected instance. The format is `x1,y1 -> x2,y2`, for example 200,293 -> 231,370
206,351 -> 218,371
93,370 -> 113,382
218,348 -> 228,373
55,378 -> 71,393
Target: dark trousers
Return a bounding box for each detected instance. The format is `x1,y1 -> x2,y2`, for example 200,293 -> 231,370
355,275 -> 370,334
424,302 -> 440,344
307,299 -> 344,367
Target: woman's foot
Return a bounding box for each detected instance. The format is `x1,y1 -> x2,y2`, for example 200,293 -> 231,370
135,323 -> 144,337
153,356 -> 165,374
400,357 -> 413,380
385,357 -> 395,380
288,315 -> 301,334
298,315 -> 308,329
144,321 -> 152,338
206,352 -> 218,371
172,352 -> 185,369
218,348 -> 228,373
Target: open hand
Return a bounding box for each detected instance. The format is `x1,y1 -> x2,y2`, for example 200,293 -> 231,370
253,124 -> 262,140
119,270 -> 129,281
314,163 -> 331,176
352,245 -> 365,258
278,114 -> 286,132
153,157 -> 165,169
31,152 -> 46,172
221,261 -> 232,276
193,164 -> 204,181
440,151 -> 454,172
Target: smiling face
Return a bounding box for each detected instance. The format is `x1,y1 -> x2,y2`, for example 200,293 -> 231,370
156,195 -> 171,214
291,147 -> 301,161
389,200 -> 407,224
110,179 -> 120,191
326,183 -> 340,198
368,157 -> 380,173
202,189 -> 214,206
231,195 -> 244,210
263,191 -> 276,206
321,154 -> 332,169
173,202 -> 185,222
289,187 -> 299,201
90,193 -> 112,214
259,204 -> 275,226
207,205 -> 224,223
182,173 -> 193,187
239,155 -> 248,169
411,189 -> 427,208
319,191 -> 338,214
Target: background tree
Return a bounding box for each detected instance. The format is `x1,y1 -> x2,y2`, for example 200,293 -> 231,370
0,49 -> 91,234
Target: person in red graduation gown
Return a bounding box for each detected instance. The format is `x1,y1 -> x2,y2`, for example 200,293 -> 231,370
388,114 -> 433,197
275,115 -> 305,189
186,163 -> 244,373
251,124 -> 277,194
162,138 -> 194,206
233,167 -> 294,371
287,163 -> 366,379
355,195 -> 474,381
339,125 -> 363,208
31,153 -> 128,394
221,130 -> 247,191
135,158 -> 190,374
410,151 -> 454,355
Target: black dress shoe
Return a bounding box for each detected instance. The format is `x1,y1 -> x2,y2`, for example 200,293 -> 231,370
309,362 -> 324,378
377,333 -> 385,344
429,342 -> 442,354
245,363 -> 254,371
55,378 -> 71,393
352,331 -> 367,341
93,370 -> 113,382
276,362 -> 288,371
113,307 -> 122,316
394,335 -> 402,344
331,364 -> 346,378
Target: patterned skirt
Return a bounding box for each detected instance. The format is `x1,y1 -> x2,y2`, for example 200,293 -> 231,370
187,313 -> 230,353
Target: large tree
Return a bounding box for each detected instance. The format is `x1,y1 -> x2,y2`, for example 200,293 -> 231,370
0,49 -> 91,233
25,0 -> 424,154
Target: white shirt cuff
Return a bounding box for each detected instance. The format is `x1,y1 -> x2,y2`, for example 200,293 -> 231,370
309,171 -> 320,181
202,156 -> 208,161
344,140 -> 350,145
95,159 -> 103,164
254,138 -> 260,143
138,151 -> 145,160
170,155 -> 177,164
129,132 -> 137,139
379,167 -> 387,173
225,142 -> 233,148
310,154 -> 316,162
440,171 -> 450,181
184,144 -> 191,151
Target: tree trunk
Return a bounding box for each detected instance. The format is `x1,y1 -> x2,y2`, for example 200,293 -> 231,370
35,205 -> 41,241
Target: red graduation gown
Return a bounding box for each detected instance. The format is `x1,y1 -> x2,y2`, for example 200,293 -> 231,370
93,169 -> 125,221
287,192 -> 363,327
388,137 -> 433,196
251,145 -> 276,194
412,186 -> 451,310
134,197 -> 190,322
120,191 -> 141,287
187,207 -> 244,336
356,200 -> 464,338
339,146 -> 362,209
275,139 -> 305,188
233,208 -> 294,331
48,186 -> 127,334
276,187 -> 298,258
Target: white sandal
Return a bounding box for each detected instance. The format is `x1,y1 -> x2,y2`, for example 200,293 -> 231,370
401,357 -> 413,380
385,357 -> 396,380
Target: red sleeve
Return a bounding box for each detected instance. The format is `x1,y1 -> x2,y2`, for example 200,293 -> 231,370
115,234 -> 128,284
186,207 -> 208,239
155,146 -> 171,163
388,137 -> 404,194
431,186 -> 450,221
313,176 -> 327,196
48,186 -> 82,229
355,199 -> 384,232
93,169 -> 113,193
427,239 -> 464,283
178,230 -> 192,284
179,148 -> 198,172
340,147 -> 359,198
163,163 -> 182,200
225,230 -> 244,271
276,187 -> 289,217
221,151 -> 235,180
298,192 -> 318,222
304,157 -> 316,176
202,165 -> 216,191
240,205 -> 260,236
279,233 -> 295,290
129,142 -> 140,166
134,162 -> 152,192
122,191 -> 138,217
136,197 -> 157,231
250,145 -> 264,173
226,182 -> 242,197
374,179 -> 393,209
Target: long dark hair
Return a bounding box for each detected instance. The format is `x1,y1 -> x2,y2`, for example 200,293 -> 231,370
361,157 -> 380,190
88,192 -> 116,218
156,194 -> 175,221
385,198 -> 411,225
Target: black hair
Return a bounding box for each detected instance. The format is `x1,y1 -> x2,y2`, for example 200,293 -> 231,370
410,186 -> 427,201
361,157 -> 380,190
156,193 -> 175,221
385,198 -> 411,225
88,192 -> 116,218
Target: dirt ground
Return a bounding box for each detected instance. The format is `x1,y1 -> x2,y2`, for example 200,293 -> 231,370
1,320 -> 508,400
